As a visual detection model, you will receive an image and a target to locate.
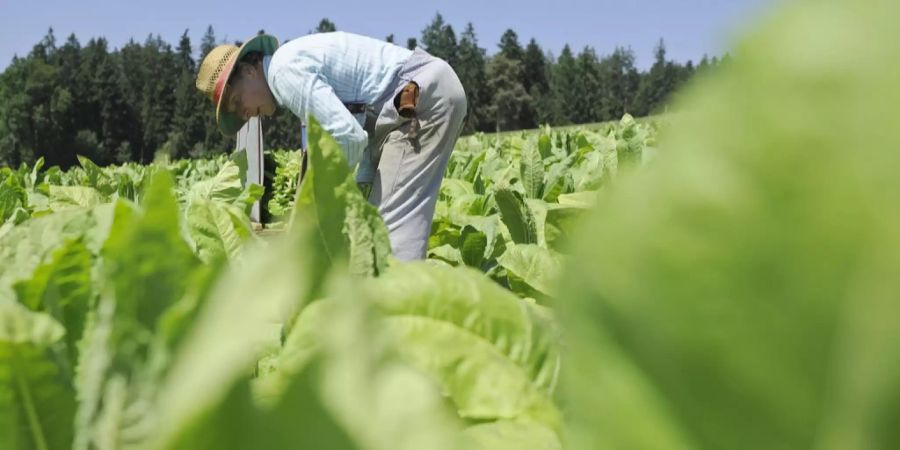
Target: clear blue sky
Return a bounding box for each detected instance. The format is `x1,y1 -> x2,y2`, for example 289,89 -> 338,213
1,0 -> 775,71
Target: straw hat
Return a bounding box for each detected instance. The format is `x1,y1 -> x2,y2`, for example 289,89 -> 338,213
196,34 -> 279,135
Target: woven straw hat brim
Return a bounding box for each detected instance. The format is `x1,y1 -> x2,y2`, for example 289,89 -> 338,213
215,34 -> 279,136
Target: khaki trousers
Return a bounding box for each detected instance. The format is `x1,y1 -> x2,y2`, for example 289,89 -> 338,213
357,49 -> 467,261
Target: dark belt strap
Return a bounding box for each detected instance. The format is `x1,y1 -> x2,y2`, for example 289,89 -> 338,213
344,102 -> 368,115
344,81 -> 419,117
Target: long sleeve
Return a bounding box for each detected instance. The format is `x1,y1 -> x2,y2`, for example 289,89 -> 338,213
268,65 -> 368,168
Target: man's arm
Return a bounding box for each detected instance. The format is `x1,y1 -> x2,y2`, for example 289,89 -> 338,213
269,66 -> 367,168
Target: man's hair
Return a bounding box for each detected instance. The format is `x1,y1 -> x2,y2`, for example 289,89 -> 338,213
229,51 -> 264,85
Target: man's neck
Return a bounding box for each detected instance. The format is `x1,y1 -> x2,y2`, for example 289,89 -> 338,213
261,55 -> 272,80
261,55 -> 277,109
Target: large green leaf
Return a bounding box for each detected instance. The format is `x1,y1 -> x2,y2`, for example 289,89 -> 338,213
464,420 -> 561,450
160,364 -> 356,450
463,150 -> 486,183
444,193 -> 491,222
0,178 -> 27,224
25,157 -> 45,190
74,171 -> 204,450
265,149 -> 303,219
48,186 -> 107,211
561,2 -> 900,449
75,155 -> 116,197
184,199 -> 253,263
228,149 -> 249,186
458,215 -> 502,261
440,179 -> 476,202
290,116 -> 391,297
0,204 -> 115,302
520,140 -> 544,199
459,226 -> 488,268
0,302 -> 75,450
179,157 -> 261,262
427,244 -> 465,267
149,232 -> 309,450
496,244 -> 562,300
537,133 -> 552,159
13,239 -> 93,375
343,189 -> 392,278
614,114 -> 644,171
541,159 -> 572,203
523,199 -> 550,248
151,247 -> 462,450
570,131 -> 617,192
267,266 -> 563,449
365,263 -> 563,436
283,288 -> 464,450
102,170 -> 201,329
494,188 -> 538,245
185,160 -> 249,207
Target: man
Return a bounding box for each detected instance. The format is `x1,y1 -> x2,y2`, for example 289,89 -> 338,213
195,31 -> 467,261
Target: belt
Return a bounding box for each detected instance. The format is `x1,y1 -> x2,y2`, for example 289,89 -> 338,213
342,81 -> 419,118
343,102 -> 369,115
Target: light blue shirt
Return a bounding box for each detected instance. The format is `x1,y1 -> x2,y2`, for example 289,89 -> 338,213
263,32 -> 413,180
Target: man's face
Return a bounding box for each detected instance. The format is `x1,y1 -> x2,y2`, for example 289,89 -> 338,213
224,64 -> 276,121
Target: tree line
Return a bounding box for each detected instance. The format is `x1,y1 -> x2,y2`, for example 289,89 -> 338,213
0,15 -> 726,169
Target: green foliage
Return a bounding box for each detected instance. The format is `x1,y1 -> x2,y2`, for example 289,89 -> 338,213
633,38 -> 694,116
418,116 -> 654,288
561,1 -> 900,449
453,23 -> 490,134
4,3 -> 898,449
264,149 -> 301,220
0,152 -> 268,449
0,107 -> 581,450
13,239 -> 93,371
421,13 -> 458,66
0,302 -> 75,450
0,22 -> 704,167
289,116 -> 392,286
519,138 -> 544,199
315,18 -> 337,33
102,171 -> 200,327
495,188 -> 538,245
486,56 -> 531,132
496,244 -> 561,300
365,264 -> 563,440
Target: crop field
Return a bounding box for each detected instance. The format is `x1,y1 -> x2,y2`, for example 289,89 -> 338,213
0,113 -> 655,450
2,1 -> 900,449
